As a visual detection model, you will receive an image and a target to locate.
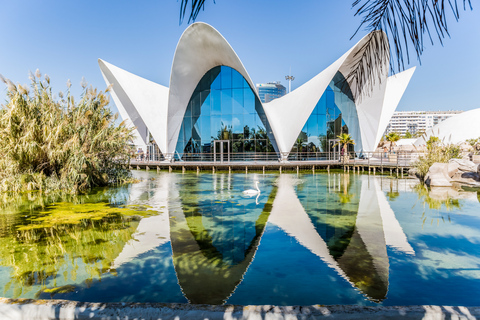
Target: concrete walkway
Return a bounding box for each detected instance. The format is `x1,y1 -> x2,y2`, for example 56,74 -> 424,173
1,298 -> 479,320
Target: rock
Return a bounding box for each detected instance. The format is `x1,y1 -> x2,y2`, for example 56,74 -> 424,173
424,163 -> 453,187
408,167 -> 420,179
446,161 -> 460,178
448,158 -> 477,173
451,171 -> 480,187
429,187 -> 478,202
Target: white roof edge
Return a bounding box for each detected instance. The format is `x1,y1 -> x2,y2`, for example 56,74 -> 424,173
98,59 -> 169,153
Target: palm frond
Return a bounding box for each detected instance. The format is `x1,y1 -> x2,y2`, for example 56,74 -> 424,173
351,0 -> 472,99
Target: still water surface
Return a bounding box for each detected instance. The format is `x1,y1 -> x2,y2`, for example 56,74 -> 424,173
1,171 -> 480,306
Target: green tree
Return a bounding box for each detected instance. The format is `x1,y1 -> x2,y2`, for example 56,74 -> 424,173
334,133 -> 355,163
385,132 -> 401,152
404,131 -> 413,139
0,71 -> 134,193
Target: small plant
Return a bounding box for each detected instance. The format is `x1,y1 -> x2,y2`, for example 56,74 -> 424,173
466,138 -> 480,155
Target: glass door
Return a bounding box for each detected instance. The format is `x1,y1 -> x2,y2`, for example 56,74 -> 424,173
213,140 -> 230,162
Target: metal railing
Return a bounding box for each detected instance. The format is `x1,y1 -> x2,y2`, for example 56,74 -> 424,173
131,150 -> 425,167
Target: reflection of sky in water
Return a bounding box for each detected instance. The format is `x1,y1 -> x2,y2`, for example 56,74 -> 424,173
1,171 -> 480,306
386,191 -> 480,306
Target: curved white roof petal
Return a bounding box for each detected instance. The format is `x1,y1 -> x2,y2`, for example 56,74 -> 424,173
414,108 -> 480,146
167,22 -> 261,155
99,59 -> 169,153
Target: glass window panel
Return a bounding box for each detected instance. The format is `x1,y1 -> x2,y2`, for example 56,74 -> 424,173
232,89 -> 244,114
183,117 -> 192,141
307,115 -> 319,137
211,116 -> 222,140
318,114 -> 327,136
211,90 -> 221,115
232,69 -> 244,89
201,116 -> 211,141
201,140 -> 212,153
220,115 -> 232,131
184,103 -> 192,118
243,78 -> 250,89
192,119 -> 201,140
244,139 -> 255,152
256,139 -> 267,153
232,115 -> 243,136
243,114 -> 256,138
232,140 -> 243,153
256,113 -> 267,131
243,90 -> 255,114
211,71 -> 221,90
221,89 -> 233,115
221,66 -> 232,89
316,94 -> 327,115
200,91 -> 211,116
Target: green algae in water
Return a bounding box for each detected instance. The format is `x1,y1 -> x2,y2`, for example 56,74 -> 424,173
17,202 -> 158,230
0,182 -> 162,299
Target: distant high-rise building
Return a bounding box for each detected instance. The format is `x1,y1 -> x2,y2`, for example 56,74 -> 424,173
256,82 -> 286,103
385,110 -> 463,136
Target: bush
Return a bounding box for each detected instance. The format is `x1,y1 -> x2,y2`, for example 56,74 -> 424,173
0,71 -> 134,193
413,136 -> 461,179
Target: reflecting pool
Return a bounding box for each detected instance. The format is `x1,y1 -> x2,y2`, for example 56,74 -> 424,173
1,171 -> 480,306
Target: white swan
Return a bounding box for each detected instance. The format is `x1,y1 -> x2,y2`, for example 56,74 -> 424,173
243,181 -> 260,196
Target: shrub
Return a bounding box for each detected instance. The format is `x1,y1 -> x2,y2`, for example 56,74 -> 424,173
0,71 -> 134,193
413,136 -> 461,179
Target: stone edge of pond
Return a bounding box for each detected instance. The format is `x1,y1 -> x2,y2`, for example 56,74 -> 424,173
2,298 -> 480,320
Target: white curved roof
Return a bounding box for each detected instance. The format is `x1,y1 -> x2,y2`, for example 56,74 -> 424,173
414,108 -> 480,146
99,22 -> 415,157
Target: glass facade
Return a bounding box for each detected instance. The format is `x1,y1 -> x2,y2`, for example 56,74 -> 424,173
291,72 -> 362,155
175,66 -> 278,159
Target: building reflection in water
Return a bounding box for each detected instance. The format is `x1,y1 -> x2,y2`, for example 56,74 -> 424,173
20,171 -> 414,304
131,172 -> 414,304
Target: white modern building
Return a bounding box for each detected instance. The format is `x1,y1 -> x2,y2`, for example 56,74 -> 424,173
414,108 -> 480,146
99,22 -> 415,162
385,111 -> 463,136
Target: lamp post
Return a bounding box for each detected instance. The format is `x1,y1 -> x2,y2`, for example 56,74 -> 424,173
285,74 -> 295,93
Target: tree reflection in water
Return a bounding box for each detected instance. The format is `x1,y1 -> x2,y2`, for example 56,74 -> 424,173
0,172 -> 418,305
0,186 -> 158,299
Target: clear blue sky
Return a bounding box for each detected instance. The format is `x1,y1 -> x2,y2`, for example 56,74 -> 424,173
0,1 -> 478,112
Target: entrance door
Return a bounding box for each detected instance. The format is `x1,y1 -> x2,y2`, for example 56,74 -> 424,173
328,139 -> 341,161
213,140 -> 230,162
